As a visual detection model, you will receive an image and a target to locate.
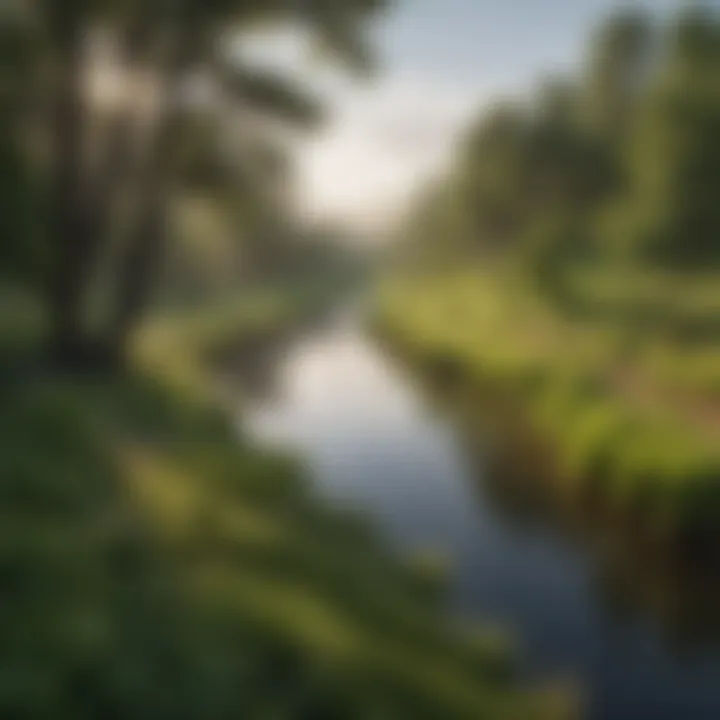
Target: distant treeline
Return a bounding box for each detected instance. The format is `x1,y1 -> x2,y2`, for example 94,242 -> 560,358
404,7 -> 720,272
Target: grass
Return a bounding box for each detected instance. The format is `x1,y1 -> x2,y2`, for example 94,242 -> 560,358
374,267 -> 720,541
0,285 -> 559,719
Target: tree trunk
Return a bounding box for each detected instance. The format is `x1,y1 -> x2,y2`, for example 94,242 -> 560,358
47,14 -> 154,372
107,186 -> 170,367
105,41 -> 191,367
47,6 -> 91,368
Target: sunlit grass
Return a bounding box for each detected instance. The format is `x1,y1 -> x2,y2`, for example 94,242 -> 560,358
375,267 -> 720,539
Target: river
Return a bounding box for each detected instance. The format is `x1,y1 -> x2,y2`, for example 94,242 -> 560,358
219,309 -> 720,720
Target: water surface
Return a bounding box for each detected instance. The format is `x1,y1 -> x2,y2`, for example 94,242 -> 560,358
222,314 -> 720,720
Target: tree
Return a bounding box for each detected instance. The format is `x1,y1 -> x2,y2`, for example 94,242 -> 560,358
399,7 -> 720,275
5,0 -> 386,369
134,112 -> 294,303
434,87 -> 611,266
0,3 -> 46,285
582,9 -> 654,142
605,8 -> 720,267
453,102 -> 530,251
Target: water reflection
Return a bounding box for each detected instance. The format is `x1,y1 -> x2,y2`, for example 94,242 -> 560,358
218,316 -> 720,720
213,311 -> 337,404
413,367 -> 720,652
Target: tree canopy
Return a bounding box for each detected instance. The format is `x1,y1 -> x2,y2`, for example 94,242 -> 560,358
401,8 -> 720,273
1,0 -> 388,368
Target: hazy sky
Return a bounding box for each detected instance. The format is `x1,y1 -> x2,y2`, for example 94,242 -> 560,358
294,0 -> 683,236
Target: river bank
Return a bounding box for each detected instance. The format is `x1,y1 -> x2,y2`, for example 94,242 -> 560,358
0,284 -> 558,719
373,269 -> 720,546
220,310 -> 720,720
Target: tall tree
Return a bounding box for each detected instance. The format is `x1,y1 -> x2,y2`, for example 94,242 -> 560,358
7,0 -> 385,368
0,2 -> 46,285
606,8 -> 720,266
582,9 -> 653,142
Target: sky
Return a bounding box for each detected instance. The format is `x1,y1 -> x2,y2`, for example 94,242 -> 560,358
290,0 -> 685,237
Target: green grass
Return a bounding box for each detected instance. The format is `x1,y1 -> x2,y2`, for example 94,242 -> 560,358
374,268 -> 720,540
0,287 -> 557,719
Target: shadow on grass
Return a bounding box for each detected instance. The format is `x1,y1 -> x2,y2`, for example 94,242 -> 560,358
0,312 -> 559,719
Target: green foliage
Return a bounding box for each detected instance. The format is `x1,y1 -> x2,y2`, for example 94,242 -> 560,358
606,8 -> 720,267
385,8 -> 720,543
375,269 -> 720,539
581,9 -> 653,139
6,0 -> 389,364
0,309 -> 549,719
401,9 -> 720,274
